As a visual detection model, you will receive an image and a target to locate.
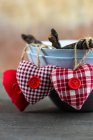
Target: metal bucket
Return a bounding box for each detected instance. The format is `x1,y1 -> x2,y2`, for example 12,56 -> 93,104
27,40 -> 93,112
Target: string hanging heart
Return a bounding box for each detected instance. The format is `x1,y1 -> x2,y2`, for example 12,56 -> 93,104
51,38 -> 93,110
17,45 -> 56,104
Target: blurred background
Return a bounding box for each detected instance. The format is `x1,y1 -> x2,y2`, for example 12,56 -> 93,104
0,0 -> 93,73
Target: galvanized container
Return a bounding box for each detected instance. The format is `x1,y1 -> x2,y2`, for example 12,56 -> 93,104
27,40 -> 93,112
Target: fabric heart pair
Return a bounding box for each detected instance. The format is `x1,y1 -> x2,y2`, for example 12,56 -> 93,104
3,60 -> 93,111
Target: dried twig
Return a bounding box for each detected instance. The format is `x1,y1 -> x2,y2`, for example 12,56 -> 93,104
21,34 -> 42,44
62,39 -> 93,49
48,28 -> 61,49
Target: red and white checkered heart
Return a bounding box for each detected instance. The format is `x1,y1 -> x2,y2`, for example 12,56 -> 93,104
51,64 -> 93,110
17,60 -> 56,104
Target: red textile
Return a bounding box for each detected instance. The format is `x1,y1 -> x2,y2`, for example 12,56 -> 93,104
2,70 -> 29,111
51,64 -> 93,110
17,60 -> 56,104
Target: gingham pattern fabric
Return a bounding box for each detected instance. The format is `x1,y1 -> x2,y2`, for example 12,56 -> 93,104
51,64 -> 93,110
17,60 -> 56,104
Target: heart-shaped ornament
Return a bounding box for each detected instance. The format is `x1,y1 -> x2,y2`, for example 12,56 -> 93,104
51,64 -> 93,110
17,60 -> 56,104
2,70 -> 29,111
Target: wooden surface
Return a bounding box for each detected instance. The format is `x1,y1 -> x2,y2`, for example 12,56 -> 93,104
0,82 -> 93,140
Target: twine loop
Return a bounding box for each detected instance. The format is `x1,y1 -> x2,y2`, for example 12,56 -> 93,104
21,43 -> 52,67
21,44 -> 28,61
73,37 -> 93,70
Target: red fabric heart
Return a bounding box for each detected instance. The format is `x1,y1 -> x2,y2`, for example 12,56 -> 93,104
2,70 -> 29,111
17,60 -> 56,104
51,64 -> 93,110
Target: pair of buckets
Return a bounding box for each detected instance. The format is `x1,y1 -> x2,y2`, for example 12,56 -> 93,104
27,40 -> 93,112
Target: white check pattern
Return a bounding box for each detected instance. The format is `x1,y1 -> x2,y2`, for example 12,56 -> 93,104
17,60 -> 56,104
51,64 -> 93,110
